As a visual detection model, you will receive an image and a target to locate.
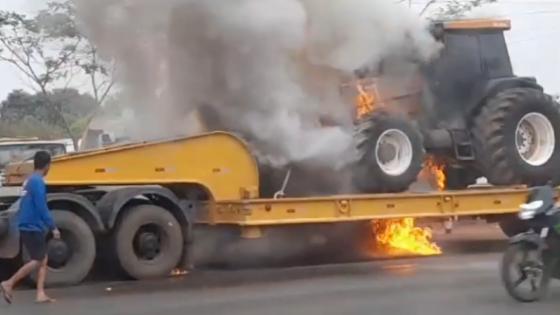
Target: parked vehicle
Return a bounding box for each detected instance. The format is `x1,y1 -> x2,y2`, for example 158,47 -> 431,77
0,138 -> 69,186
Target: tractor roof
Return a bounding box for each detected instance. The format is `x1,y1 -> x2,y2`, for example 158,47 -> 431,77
434,19 -> 511,31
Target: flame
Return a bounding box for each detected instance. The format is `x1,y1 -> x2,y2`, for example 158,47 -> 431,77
373,218 -> 442,256
355,80 -> 376,119
424,156 -> 446,191
367,159 -> 445,257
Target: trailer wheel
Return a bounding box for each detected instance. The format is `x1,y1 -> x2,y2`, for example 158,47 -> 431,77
473,88 -> 560,186
114,204 -> 183,280
24,210 -> 96,287
353,111 -> 425,193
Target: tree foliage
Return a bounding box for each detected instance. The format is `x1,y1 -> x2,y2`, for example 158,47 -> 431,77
0,88 -> 98,139
0,1 -> 114,143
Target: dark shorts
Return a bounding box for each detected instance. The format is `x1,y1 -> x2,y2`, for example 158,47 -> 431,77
20,231 -> 47,261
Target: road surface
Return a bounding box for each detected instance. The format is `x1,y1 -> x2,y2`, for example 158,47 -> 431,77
1,222 -> 558,314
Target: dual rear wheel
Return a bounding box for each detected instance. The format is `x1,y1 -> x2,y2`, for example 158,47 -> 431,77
23,210 -> 96,287
24,205 -> 184,287
113,205 -> 184,280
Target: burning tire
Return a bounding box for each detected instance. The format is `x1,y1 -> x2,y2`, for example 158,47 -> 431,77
473,88 -> 560,186
114,205 -> 183,280
353,111 -> 424,193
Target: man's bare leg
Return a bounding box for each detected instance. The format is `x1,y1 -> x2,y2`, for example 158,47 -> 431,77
36,256 -> 54,303
1,260 -> 40,299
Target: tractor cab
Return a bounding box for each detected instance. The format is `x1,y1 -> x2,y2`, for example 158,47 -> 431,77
428,19 -> 514,96
350,18 -> 559,193
423,19 -> 525,124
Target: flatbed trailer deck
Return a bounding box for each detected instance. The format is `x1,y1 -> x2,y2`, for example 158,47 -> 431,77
0,132 -> 541,286
206,188 -> 530,226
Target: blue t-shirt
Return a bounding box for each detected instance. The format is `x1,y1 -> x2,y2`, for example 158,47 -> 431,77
18,173 -> 56,233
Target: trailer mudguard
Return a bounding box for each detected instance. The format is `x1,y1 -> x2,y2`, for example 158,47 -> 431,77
96,186 -> 192,237
47,193 -> 105,232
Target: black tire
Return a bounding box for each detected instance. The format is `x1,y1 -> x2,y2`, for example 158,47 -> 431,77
498,216 -> 528,237
24,210 -> 96,287
501,243 -> 551,302
114,204 -> 183,280
353,111 -> 425,193
473,88 -> 560,186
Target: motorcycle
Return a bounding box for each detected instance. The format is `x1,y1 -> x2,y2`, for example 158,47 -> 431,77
501,184 -> 560,302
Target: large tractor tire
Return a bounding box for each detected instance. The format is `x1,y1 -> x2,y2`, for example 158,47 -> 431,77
114,205 -> 183,280
473,88 -> 560,186
24,210 -> 96,287
353,111 -> 425,193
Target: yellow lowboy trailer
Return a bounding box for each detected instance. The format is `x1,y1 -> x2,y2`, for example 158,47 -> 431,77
207,188 -> 529,226
0,132 -> 538,286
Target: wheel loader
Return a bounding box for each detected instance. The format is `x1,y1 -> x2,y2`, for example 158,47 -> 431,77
351,19 -> 560,193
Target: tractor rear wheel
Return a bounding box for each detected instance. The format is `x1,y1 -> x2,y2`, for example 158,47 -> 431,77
473,88 -> 560,186
353,111 -> 425,193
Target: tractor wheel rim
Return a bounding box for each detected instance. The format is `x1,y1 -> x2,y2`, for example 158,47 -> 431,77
374,129 -> 413,176
515,112 -> 555,166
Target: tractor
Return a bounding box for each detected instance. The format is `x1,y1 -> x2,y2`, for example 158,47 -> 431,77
351,19 -> 560,193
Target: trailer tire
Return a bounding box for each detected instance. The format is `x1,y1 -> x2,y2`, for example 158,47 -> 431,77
24,210 -> 96,287
353,111 -> 425,193
114,204 -> 183,280
473,88 -> 560,186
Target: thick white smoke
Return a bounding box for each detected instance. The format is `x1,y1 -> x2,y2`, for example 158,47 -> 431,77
73,0 -> 440,170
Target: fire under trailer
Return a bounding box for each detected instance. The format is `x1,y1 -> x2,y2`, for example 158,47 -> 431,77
0,132 -> 545,286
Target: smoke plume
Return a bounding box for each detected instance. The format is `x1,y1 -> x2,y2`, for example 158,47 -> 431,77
73,0 -> 440,171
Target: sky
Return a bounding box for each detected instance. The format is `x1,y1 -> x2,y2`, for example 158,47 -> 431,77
0,0 -> 560,99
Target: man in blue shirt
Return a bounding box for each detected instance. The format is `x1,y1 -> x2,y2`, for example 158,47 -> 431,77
1,151 -> 60,304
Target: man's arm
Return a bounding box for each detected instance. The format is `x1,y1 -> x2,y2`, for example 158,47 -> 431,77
29,178 -> 56,231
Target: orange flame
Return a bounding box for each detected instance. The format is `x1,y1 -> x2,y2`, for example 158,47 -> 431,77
355,80 -> 376,119
424,156 -> 446,191
373,218 -> 442,256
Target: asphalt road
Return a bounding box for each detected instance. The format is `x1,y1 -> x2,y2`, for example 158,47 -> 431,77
1,222 -> 559,315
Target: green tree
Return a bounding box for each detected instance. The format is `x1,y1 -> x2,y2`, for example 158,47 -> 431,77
0,1 -> 114,145
0,6 -> 80,141
0,88 -> 98,139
